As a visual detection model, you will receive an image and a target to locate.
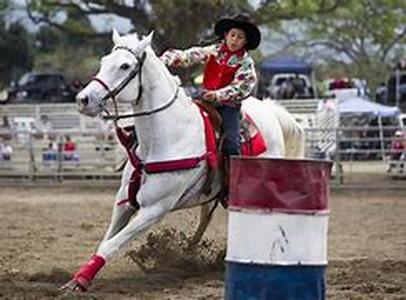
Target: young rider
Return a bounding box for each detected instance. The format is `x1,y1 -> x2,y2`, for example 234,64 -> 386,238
160,14 -> 261,159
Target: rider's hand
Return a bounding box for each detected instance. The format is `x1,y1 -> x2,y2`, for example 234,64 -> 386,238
201,91 -> 217,103
160,50 -> 182,68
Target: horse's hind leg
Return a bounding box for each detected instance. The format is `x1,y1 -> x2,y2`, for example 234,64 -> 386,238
188,201 -> 217,249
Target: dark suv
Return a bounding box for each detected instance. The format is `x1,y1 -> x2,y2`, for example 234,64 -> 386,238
7,72 -> 75,103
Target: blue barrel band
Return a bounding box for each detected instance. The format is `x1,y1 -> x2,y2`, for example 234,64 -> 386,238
225,261 -> 326,300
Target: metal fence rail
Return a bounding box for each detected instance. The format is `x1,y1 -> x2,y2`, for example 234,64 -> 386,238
0,126 -> 405,187
304,125 -> 405,186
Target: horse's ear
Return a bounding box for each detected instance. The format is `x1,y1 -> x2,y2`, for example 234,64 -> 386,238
136,31 -> 154,52
112,28 -> 121,45
144,31 -> 154,45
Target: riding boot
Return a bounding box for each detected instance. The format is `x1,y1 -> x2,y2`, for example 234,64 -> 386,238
216,105 -> 240,209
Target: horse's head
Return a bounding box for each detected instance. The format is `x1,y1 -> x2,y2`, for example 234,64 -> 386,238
77,29 -> 153,117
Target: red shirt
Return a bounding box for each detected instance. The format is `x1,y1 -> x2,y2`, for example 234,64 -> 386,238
203,44 -> 245,91
160,42 -> 257,106
64,141 -> 76,152
390,140 -> 405,160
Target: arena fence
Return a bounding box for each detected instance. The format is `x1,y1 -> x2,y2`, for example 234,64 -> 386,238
305,125 -> 405,187
1,100 -> 404,187
0,125 -> 404,188
0,129 -> 122,185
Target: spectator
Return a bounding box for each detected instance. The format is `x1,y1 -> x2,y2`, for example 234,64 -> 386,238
278,77 -> 295,99
1,116 -> 10,128
389,131 -> 405,160
36,114 -> 53,139
387,130 -> 405,173
291,74 -> 306,98
397,58 -> 406,70
0,137 -> 13,161
0,116 -> 12,140
42,136 -> 58,164
63,135 -> 79,161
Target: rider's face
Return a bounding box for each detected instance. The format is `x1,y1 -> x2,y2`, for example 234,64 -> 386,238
225,28 -> 247,52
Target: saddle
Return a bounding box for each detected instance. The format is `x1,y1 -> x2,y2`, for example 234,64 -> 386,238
194,100 -> 267,157
194,100 -> 267,208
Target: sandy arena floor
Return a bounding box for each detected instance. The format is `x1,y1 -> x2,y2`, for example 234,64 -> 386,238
0,186 -> 405,299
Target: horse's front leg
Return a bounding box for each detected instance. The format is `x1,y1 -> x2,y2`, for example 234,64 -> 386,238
60,162 -> 140,292
60,202 -> 167,292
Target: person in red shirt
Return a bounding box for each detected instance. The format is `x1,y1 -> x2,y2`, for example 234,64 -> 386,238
161,14 -> 261,158
390,131 -> 405,160
63,135 -> 78,161
388,130 -> 405,173
161,14 -> 261,205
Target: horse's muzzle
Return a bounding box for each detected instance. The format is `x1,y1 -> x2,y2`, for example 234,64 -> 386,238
77,95 -> 89,107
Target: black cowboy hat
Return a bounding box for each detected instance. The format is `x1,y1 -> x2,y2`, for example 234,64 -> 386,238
214,14 -> 261,50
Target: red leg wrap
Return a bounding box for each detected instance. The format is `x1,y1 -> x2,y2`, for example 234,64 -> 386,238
73,255 -> 105,290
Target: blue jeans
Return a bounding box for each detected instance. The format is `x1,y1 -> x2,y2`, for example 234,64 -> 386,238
216,105 -> 241,156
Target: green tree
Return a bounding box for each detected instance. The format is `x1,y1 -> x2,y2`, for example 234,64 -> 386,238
25,0 -> 256,84
28,3 -> 107,82
25,0 -> 347,48
305,0 -> 405,90
25,0 -> 255,51
0,20 -> 34,87
23,0 -> 345,84
255,0 -> 345,24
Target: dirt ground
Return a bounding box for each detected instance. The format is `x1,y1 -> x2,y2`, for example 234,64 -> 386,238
0,186 -> 405,299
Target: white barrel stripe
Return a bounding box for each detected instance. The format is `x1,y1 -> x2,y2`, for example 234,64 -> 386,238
226,211 -> 328,265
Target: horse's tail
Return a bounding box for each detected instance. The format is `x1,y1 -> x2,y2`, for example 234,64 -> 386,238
265,100 -> 306,158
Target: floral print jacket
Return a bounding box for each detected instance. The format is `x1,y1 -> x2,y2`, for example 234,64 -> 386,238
160,42 -> 257,107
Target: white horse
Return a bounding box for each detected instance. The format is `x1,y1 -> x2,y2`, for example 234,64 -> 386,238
61,30 -> 305,292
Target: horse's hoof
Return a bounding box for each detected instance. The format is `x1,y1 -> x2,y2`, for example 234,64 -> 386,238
59,277 -> 89,293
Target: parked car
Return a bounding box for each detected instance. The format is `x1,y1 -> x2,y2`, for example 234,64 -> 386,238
6,72 -> 75,103
257,55 -> 316,99
267,73 -> 313,99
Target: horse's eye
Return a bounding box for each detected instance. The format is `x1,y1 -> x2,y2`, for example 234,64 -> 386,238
120,63 -> 130,71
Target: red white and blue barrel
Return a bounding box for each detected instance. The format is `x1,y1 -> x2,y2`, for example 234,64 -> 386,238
225,157 -> 332,300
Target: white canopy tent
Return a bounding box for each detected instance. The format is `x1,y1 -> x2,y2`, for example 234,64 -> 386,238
335,91 -> 401,160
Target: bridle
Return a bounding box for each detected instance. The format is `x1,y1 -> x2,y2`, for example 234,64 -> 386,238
88,46 -> 178,125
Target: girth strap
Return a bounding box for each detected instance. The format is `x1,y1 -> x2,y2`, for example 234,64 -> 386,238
144,154 -> 208,173
115,127 -> 209,174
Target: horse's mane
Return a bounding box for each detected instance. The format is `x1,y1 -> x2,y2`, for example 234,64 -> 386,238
145,46 -> 182,87
172,75 -> 182,86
